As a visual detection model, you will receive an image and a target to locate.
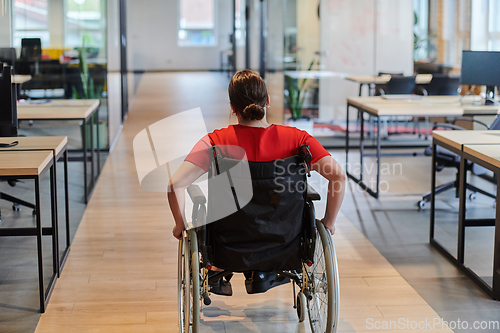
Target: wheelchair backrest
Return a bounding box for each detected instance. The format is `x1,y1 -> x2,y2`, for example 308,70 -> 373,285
205,146 -> 310,272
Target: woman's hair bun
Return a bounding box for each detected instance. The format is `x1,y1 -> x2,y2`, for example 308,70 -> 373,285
242,103 -> 265,121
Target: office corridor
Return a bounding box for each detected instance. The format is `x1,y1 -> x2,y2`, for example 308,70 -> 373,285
34,72 -> 453,333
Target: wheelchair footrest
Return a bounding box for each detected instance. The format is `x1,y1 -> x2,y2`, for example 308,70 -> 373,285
245,272 -> 290,294
209,273 -> 233,296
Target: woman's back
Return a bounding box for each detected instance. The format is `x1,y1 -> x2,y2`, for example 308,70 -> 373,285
185,124 -> 329,170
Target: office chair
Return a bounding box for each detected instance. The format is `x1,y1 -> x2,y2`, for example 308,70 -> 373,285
413,74 -> 461,138
0,48 -> 17,71
374,75 -> 417,137
417,116 -> 500,209
0,63 -> 36,222
419,74 -> 460,96
20,38 -> 42,61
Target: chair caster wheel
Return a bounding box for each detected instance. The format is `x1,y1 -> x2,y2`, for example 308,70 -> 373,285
469,193 -> 476,201
417,200 -> 426,210
296,292 -> 307,323
12,203 -> 20,212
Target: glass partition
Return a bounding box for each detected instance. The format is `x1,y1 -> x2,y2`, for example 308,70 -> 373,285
0,0 -> 119,151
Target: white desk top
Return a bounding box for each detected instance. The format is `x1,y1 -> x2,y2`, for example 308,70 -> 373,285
346,74 -> 436,85
347,96 -> 499,117
12,75 -> 32,84
0,136 -> 67,155
17,99 -> 100,120
463,144 -> 500,170
433,130 -> 500,151
0,150 -> 53,176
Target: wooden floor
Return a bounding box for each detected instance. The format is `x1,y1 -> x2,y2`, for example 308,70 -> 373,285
35,72 -> 453,333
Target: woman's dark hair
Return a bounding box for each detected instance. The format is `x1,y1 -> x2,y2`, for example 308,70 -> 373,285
228,70 -> 268,121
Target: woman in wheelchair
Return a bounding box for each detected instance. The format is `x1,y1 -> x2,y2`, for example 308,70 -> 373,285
168,70 -> 345,333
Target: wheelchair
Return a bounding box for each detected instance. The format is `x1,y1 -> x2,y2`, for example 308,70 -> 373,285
177,145 -> 340,333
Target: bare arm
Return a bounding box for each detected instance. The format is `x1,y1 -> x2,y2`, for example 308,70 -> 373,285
311,155 -> 346,234
167,161 -> 205,239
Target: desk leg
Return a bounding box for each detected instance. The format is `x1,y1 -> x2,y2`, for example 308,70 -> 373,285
493,180 -> 500,300
83,118 -> 88,204
64,150 -> 70,250
360,110 -> 365,182
34,176 -> 45,313
458,156 -> 467,264
49,164 -> 60,277
346,103 -> 350,174
90,114 -> 95,189
376,116 -> 381,198
96,109 -> 101,175
430,143 -> 437,241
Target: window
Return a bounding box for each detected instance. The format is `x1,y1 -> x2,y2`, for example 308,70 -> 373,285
413,0 -> 429,61
65,0 -> 105,49
471,0 -> 500,51
12,0 -> 50,47
178,0 -> 216,46
235,0 -> 245,47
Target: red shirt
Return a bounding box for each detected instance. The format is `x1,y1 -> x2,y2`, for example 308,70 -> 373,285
185,124 -> 330,171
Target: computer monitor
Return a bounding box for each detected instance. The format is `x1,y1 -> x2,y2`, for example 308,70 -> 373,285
461,51 -> 500,105
0,63 -> 18,137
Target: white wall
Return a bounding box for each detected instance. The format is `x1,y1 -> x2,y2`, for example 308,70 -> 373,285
126,0 -> 233,71
0,1 -> 11,47
318,0 -> 414,121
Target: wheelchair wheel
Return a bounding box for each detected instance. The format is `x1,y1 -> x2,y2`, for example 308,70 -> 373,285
178,230 -> 200,333
306,222 -> 340,333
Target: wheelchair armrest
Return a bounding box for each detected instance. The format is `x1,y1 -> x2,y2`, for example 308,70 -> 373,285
187,184 -> 206,205
307,184 -> 321,201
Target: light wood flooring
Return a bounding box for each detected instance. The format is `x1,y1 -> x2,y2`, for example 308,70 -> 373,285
35,72 -> 453,332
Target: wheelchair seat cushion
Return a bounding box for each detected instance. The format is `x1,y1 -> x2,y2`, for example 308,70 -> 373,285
208,155 -> 307,272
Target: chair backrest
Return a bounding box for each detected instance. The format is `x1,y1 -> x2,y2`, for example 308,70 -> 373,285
0,48 -> 16,67
378,72 -> 404,77
20,38 -> 42,61
206,148 -> 308,272
385,75 -> 417,94
427,74 -> 460,95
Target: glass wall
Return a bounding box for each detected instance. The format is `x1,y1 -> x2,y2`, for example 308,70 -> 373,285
0,0 -> 123,150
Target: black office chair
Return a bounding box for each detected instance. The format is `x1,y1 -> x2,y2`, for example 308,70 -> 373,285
0,63 -> 36,222
374,75 -> 417,136
417,116 -> 500,209
379,75 -> 417,95
0,48 -> 17,71
419,74 -> 460,96
20,38 -> 42,61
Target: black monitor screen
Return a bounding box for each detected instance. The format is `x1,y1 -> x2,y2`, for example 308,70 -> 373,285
461,51 -> 500,86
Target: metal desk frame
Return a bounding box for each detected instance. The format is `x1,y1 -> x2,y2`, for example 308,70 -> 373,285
20,105 -> 101,203
346,101 -> 499,199
0,157 -> 58,312
430,138 -> 500,300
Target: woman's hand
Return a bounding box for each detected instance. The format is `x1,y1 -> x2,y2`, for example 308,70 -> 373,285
321,218 -> 335,235
172,224 -> 185,240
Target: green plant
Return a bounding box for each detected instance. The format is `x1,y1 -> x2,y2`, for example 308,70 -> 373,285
72,34 -> 103,99
285,59 -> 315,120
413,11 -> 435,61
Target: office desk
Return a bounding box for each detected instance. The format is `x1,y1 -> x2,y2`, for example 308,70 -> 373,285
17,99 -> 100,203
346,74 -> 459,96
12,75 -> 32,84
0,151 -> 58,312
0,136 -> 70,271
430,132 -> 500,299
346,96 -> 500,198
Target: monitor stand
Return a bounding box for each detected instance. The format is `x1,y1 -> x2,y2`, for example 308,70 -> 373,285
485,85 -> 496,105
